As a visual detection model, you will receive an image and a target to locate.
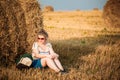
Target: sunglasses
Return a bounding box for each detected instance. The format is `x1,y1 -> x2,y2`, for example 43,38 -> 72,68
38,37 -> 45,40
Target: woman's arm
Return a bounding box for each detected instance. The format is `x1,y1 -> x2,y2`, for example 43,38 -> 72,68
47,43 -> 59,58
49,47 -> 59,58
32,49 -> 54,59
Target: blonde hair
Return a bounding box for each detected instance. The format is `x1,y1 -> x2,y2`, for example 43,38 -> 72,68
37,29 -> 48,39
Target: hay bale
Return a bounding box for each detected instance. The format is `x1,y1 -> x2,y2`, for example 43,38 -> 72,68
19,0 -> 43,50
103,0 -> 120,28
43,5 -> 54,12
93,8 -> 99,11
0,0 -> 42,66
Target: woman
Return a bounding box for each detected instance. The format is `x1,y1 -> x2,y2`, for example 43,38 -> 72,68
31,29 -> 66,74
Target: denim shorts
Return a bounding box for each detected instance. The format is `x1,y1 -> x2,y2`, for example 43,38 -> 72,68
31,59 -> 42,68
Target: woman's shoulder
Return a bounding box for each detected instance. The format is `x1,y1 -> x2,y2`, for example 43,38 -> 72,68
33,42 -> 38,45
32,42 -> 39,47
46,42 -> 52,48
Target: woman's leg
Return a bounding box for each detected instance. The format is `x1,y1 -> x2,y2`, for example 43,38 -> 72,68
53,58 -> 64,71
41,58 -> 47,67
41,58 -> 60,72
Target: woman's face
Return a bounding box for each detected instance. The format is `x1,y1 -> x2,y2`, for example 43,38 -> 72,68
37,35 -> 46,44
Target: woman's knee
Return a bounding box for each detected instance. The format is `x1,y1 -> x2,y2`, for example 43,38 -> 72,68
54,57 -> 59,60
42,58 -> 52,63
44,57 -> 53,61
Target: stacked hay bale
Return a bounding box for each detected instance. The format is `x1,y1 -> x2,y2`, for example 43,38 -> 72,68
103,0 -> 120,28
93,8 -> 99,11
43,5 -> 54,12
19,0 -> 43,51
0,0 -> 42,66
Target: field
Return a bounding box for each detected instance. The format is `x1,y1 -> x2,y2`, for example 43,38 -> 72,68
1,11 -> 120,80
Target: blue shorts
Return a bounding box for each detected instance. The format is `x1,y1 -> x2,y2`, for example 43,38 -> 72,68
31,59 -> 42,68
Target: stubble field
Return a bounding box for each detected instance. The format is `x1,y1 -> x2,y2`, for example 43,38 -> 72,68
1,10 -> 120,80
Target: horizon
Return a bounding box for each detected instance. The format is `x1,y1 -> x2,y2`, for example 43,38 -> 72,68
38,0 -> 107,11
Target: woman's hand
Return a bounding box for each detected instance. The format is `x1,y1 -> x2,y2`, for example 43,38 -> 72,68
46,53 -> 59,59
46,55 -> 54,59
51,53 -> 59,58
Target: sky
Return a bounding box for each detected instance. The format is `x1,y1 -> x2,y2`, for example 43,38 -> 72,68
38,0 -> 107,11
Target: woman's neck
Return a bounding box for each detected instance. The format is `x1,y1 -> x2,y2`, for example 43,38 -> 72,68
37,42 -> 47,51
37,42 -> 46,46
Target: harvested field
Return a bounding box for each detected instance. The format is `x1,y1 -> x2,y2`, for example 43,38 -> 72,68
0,0 -> 120,80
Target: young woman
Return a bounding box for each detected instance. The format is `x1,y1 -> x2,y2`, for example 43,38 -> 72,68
31,29 -> 66,73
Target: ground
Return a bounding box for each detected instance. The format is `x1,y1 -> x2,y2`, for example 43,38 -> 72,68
1,10 -> 120,80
